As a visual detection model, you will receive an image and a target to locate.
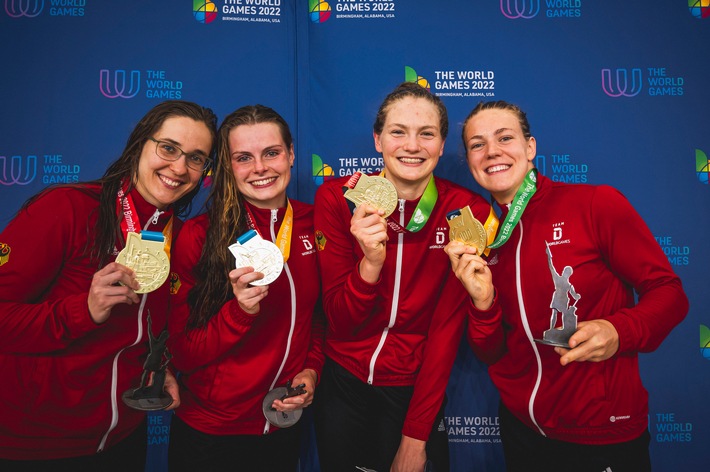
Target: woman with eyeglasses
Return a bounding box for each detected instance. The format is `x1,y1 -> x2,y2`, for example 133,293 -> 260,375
166,104 -> 324,471
0,100 -> 217,472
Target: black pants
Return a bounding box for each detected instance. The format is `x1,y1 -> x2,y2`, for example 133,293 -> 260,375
0,419 -> 147,472
499,402 -> 651,472
313,358 -> 449,472
168,413 -> 303,472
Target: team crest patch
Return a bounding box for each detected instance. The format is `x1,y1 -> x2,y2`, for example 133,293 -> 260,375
0,242 -> 10,267
169,272 -> 181,295
315,230 -> 327,251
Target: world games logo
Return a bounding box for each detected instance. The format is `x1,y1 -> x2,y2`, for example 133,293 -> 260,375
0,155 -> 37,186
428,64 -> 497,99
602,67 -> 685,97
697,149 -> 709,184
535,154 -> 588,183
701,325 -> 710,360
312,154 -> 335,186
405,66 -> 431,90
309,0 -> 331,23
99,69 -> 141,99
689,0 -> 710,18
500,0 -> 539,19
193,0 -> 217,24
700,325 -> 710,361
5,0 -> 85,17
100,69 -> 184,99
601,68 -> 643,97
4,0 -> 44,17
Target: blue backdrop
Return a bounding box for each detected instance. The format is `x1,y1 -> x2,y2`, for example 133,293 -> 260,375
1,1 -> 708,470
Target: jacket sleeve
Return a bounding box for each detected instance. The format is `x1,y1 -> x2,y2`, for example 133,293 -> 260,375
592,186 -> 688,354
313,183 -> 382,336
466,292 -> 507,365
464,197 -> 508,364
401,195 -> 495,440
0,190 -> 101,354
401,270 -> 468,441
167,219 -> 257,374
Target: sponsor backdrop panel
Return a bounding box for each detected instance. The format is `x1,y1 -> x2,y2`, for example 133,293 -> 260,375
0,0 -> 297,226
1,1 -> 708,471
305,1 -> 708,471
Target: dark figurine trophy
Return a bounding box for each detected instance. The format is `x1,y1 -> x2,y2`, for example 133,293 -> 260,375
122,314 -> 174,411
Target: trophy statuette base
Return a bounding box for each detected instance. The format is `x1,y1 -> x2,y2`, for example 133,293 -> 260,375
122,388 -> 173,411
534,337 -> 571,349
534,326 -> 575,349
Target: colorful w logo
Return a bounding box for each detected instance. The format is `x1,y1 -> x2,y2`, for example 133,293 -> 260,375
5,0 -> 43,18
0,155 -> 37,186
601,68 -> 643,97
99,69 -> 141,99
500,0 -> 540,19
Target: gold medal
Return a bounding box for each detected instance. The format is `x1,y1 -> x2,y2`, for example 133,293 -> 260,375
116,232 -> 170,294
343,173 -> 398,217
446,206 -> 488,255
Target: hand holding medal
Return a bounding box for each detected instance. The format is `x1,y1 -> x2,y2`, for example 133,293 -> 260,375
228,229 -> 284,286
262,380 -> 308,428
115,231 -> 171,293
446,206 -> 488,255
444,206 -> 495,311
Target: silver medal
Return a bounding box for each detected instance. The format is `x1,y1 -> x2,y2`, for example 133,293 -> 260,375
228,230 -> 284,286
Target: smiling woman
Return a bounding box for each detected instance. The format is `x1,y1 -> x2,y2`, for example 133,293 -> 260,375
135,117 -> 212,210
0,100 -> 217,472
228,119 -> 295,209
461,105 -> 536,205
166,104 -> 325,472
312,82 -> 492,472
445,100 -> 689,472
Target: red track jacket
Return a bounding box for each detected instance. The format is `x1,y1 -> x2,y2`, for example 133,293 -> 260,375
314,175 -> 491,441
0,185 -> 176,459
168,200 -> 325,435
467,175 -> 688,444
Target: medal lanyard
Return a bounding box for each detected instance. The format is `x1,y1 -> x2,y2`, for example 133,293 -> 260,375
381,171 -> 438,233
487,168 -> 537,249
116,187 -> 174,259
244,199 -> 293,263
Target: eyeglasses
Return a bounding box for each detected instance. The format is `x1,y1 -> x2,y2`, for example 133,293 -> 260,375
148,137 -> 211,172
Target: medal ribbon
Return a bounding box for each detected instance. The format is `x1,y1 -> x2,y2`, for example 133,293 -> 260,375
116,186 -> 174,259
480,207 -> 499,256
244,199 -> 293,263
381,172 -> 438,234
487,168 -> 537,249
403,174 -> 437,232
342,171 -> 364,193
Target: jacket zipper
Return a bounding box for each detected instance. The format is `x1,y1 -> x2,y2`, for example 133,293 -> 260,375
263,208 -> 297,434
367,199 -> 405,384
514,218 -> 545,436
97,209 -> 162,450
